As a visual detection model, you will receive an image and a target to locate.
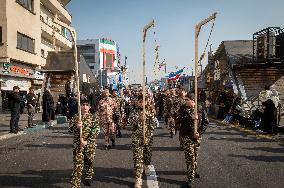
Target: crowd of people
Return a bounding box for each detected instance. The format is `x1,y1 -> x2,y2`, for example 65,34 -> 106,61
67,84 -> 209,188
215,85 -> 280,134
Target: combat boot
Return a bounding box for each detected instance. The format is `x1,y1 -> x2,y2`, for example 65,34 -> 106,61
134,178 -> 142,188
85,179 -> 93,186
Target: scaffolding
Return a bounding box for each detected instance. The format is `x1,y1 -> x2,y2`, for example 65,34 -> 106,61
253,27 -> 283,63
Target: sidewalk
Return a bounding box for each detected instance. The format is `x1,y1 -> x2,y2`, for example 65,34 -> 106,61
0,112 -> 44,138
210,117 -> 284,143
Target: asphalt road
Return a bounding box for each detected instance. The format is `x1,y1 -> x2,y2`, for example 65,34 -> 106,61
0,121 -> 283,188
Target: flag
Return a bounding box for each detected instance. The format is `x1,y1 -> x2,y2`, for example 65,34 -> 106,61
168,68 -> 184,81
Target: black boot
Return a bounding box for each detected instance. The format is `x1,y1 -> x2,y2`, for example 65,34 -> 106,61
85,179 -> 93,186
195,173 -> 200,178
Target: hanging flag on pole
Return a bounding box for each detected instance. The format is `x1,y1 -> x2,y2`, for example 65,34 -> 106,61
168,68 -> 185,81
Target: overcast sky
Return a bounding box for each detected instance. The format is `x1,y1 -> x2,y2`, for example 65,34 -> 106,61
67,0 -> 284,83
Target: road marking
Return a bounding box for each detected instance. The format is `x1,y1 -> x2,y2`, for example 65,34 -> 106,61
0,131 -> 25,141
145,165 -> 159,188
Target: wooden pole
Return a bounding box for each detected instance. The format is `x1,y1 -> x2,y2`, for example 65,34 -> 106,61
72,31 -> 82,142
142,19 -> 155,144
194,12 -> 217,135
53,17 -> 82,143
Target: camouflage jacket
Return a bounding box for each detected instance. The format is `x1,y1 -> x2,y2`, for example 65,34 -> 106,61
97,96 -> 116,123
129,106 -> 157,137
68,113 -> 100,148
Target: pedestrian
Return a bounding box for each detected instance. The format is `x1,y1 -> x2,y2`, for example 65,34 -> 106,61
68,93 -> 78,121
42,89 -> 55,126
8,86 -> 22,133
178,94 -> 200,188
65,80 -> 72,98
26,87 -> 37,128
112,89 -> 122,137
129,95 -> 157,188
68,98 -> 100,187
97,87 -> 116,149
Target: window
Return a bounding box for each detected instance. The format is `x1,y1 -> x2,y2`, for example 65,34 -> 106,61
16,0 -> 34,12
17,32 -> 35,53
89,66 -> 94,69
0,27 -> 2,44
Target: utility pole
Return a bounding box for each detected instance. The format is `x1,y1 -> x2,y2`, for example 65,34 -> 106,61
194,12 -> 217,136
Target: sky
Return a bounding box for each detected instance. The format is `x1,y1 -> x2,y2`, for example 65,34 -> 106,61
66,0 -> 284,83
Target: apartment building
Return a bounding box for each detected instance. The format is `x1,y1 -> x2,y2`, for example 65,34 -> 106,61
0,0 -> 73,111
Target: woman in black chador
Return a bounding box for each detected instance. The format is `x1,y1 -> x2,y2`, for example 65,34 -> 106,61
42,89 -> 55,124
260,99 -> 278,134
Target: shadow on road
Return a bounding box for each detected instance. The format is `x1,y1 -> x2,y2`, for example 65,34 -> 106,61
242,146 -> 284,154
208,136 -> 272,143
228,154 -> 284,162
0,169 -> 72,188
94,167 -> 134,187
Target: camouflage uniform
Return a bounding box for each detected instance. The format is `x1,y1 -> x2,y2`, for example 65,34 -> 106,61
68,114 -> 100,188
97,96 -> 116,146
178,105 -> 201,186
163,92 -> 170,125
112,95 -> 123,135
168,95 -> 178,137
174,96 -> 186,148
129,105 -> 157,180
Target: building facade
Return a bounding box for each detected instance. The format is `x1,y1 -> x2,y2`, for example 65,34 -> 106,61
77,38 -> 124,88
0,0 -> 73,111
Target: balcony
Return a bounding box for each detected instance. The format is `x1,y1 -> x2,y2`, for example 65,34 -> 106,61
40,0 -> 72,25
41,18 -> 72,50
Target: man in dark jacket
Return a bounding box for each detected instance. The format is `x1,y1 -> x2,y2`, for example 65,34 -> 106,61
178,94 -> 200,188
9,86 -> 22,133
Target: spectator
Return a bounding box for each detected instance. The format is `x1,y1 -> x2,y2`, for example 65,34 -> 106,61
8,86 -> 22,133
42,89 -> 55,126
26,87 -> 37,128
68,93 -> 78,121
65,80 -> 71,98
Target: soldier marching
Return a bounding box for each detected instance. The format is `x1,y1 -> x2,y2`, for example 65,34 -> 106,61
67,85 -> 207,188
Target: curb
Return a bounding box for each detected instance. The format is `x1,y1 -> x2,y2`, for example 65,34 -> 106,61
209,118 -> 284,142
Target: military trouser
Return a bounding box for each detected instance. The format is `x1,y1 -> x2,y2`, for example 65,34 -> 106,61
164,112 -> 170,125
132,129 -> 154,179
102,122 -> 116,146
27,107 -> 35,127
168,117 -> 175,137
71,143 -> 96,188
181,136 -> 201,184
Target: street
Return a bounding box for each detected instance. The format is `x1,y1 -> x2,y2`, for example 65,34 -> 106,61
0,121 -> 283,188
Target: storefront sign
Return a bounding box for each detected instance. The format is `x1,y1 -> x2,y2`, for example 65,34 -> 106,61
0,61 -> 35,79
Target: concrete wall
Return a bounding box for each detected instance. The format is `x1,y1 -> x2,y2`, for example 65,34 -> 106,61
6,0 -> 41,66
0,0 -> 7,59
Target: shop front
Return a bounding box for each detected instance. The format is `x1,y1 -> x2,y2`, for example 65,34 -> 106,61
0,61 -> 35,111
